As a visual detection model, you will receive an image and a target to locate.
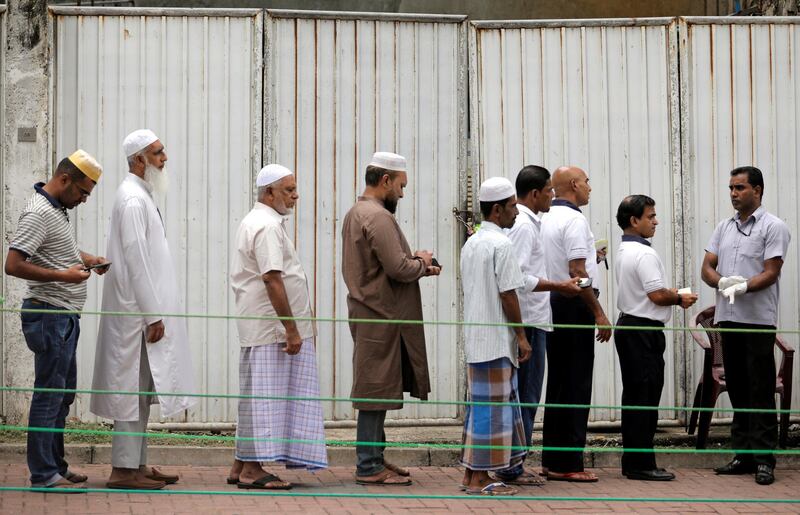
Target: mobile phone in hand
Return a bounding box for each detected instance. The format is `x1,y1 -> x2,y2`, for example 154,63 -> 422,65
83,262 -> 112,271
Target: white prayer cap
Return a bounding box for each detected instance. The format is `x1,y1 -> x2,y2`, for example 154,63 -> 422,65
123,129 -> 159,157
256,164 -> 293,187
479,176 -> 515,202
368,151 -> 406,172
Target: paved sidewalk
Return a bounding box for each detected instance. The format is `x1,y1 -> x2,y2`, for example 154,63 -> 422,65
1,464 -> 798,514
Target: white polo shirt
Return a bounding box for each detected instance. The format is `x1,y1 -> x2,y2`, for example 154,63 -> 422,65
614,235 -> 672,323
541,200 -> 598,282
505,204 -> 552,330
231,202 -> 315,346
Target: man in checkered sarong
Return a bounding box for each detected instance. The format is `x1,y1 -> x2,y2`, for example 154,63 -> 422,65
228,164 -> 328,490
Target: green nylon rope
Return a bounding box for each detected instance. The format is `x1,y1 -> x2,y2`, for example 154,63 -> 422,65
0,486 -> 796,503
0,301 -> 797,334
2,425 -> 798,454
3,386 -> 797,414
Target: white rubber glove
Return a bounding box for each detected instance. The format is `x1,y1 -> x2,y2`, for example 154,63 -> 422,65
721,281 -> 748,304
718,276 -> 747,291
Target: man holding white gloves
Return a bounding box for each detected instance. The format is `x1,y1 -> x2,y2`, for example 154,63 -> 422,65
701,166 -> 790,486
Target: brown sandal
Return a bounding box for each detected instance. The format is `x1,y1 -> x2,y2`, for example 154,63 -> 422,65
356,468 -> 412,486
384,462 -> 410,477
237,473 -> 292,490
546,470 -> 598,482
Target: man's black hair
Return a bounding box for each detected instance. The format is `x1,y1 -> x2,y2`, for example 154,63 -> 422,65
515,165 -> 550,198
480,197 -> 513,219
731,166 -> 764,197
365,165 -> 400,186
616,194 -> 656,230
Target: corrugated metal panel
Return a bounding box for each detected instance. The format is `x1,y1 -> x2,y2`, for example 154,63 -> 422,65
470,19 -> 682,422
53,9 -> 263,423
680,17 -> 800,417
0,6 -> 6,416
265,11 -> 467,421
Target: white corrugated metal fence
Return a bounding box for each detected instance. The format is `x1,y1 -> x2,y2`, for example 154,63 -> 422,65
34,8 -> 800,424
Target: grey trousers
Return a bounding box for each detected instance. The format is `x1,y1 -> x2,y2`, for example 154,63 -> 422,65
111,339 -> 155,469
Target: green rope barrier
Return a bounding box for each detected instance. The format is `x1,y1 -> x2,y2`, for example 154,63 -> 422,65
1,426 -> 797,454
0,486 -> 797,503
0,302 -> 798,335
2,386 -> 797,414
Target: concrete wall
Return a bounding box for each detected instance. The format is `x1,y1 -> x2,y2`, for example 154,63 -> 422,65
1,0 -> 50,424
130,0 -> 719,18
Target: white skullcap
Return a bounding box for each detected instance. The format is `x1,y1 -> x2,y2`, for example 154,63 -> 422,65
256,164 -> 293,187
123,129 -> 159,157
368,151 -> 406,172
479,176 -> 516,202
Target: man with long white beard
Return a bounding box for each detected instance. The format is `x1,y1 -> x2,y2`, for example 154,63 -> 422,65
91,129 -> 196,490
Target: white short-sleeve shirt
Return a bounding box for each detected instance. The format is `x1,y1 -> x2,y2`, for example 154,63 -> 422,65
614,235 -> 672,323
541,200 -> 598,282
460,221 -> 526,366
505,204 -> 552,330
231,202 -> 315,346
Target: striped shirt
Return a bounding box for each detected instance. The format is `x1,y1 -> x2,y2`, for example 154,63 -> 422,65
460,221 -> 526,367
9,183 -> 86,311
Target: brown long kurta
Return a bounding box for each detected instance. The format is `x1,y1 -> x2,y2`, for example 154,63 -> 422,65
342,196 -> 431,410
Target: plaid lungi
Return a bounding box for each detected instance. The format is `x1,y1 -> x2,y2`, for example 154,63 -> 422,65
459,357 -> 527,471
235,339 -> 328,470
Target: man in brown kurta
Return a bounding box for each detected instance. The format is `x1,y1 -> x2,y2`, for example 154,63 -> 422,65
342,151 -> 441,485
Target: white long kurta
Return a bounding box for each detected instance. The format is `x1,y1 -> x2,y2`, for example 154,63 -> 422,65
90,174 -> 196,421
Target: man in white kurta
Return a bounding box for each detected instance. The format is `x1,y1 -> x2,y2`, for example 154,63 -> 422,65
91,129 -> 196,490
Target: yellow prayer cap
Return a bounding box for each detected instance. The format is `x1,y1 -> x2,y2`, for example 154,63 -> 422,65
67,149 -> 103,182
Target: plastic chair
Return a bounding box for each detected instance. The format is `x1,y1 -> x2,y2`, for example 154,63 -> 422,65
687,306 -> 794,449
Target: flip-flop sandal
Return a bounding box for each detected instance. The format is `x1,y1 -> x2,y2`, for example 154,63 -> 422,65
384,462 -> 410,477
63,471 -> 88,483
494,470 -> 545,486
466,481 -> 518,496
237,473 -> 292,490
355,469 -> 412,486
546,471 -> 598,482
226,477 -> 239,485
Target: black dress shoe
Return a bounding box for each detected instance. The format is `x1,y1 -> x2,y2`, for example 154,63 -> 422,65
755,464 -> 775,485
714,458 -> 756,475
624,469 -> 675,481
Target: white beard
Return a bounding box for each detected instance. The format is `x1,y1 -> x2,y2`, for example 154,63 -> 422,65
144,164 -> 169,197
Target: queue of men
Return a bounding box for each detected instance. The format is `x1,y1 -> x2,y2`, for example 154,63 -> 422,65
4,137 -> 789,493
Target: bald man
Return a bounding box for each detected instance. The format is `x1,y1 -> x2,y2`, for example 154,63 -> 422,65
540,166 -> 611,482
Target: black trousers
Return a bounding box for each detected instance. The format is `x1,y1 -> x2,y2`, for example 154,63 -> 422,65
542,292 -> 595,473
719,322 -> 777,467
614,314 -> 666,472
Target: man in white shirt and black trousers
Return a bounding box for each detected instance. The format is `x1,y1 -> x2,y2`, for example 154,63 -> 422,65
614,195 -> 697,481
540,166 -> 612,482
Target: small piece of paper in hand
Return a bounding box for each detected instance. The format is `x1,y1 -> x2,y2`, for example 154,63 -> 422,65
677,287 -> 692,295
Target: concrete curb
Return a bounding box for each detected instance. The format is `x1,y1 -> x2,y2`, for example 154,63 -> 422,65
2,443 -> 798,469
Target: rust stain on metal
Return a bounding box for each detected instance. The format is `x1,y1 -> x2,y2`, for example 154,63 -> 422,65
313,18 -> 319,315
124,28 -> 130,39
293,17 -> 299,243
331,20 -> 338,392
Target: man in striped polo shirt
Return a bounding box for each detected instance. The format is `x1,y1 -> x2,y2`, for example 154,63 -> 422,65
5,150 -> 108,491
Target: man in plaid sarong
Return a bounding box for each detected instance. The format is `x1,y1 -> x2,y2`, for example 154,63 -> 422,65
228,164 -> 328,490
459,177 -> 533,496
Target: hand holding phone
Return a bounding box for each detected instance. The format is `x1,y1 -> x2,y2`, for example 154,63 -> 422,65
83,262 -> 112,271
